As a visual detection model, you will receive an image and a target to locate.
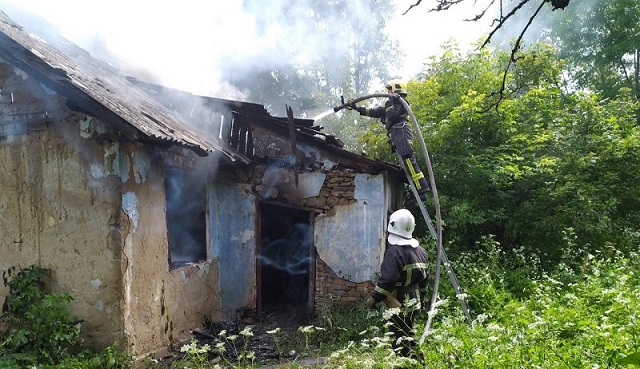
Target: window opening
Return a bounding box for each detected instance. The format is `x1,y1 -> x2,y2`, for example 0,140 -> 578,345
165,166 -> 207,266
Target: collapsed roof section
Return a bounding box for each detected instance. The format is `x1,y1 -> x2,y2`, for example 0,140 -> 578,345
0,11 -> 401,176
129,78 -> 402,175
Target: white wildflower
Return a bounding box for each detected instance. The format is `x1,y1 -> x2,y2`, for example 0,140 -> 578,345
180,340 -> 197,353
240,326 -> 253,337
215,342 -> 226,352
473,313 -> 489,326
433,298 -> 450,308
382,307 -> 401,320
298,325 -> 315,334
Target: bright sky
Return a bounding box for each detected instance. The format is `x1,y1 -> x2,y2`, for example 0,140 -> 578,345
390,0 -> 493,77
0,0 -> 494,96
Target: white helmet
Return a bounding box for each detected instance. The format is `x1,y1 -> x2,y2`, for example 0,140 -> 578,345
387,209 -> 419,247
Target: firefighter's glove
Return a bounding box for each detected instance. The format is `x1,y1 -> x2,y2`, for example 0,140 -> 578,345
366,297 -> 377,310
420,293 -> 429,314
346,99 -> 356,110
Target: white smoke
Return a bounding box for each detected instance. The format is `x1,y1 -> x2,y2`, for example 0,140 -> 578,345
0,0 -> 503,101
0,1 -> 265,99
0,0 -> 372,100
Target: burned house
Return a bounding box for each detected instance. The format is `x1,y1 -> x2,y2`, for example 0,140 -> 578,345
0,11 -> 405,357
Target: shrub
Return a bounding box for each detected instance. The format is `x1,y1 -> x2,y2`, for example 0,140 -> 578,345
0,265 -> 134,368
0,265 -> 80,365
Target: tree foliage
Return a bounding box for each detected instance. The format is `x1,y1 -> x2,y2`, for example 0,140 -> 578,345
224,0 -> 400,117
528,0 -> 640,101
402,0 -> 574,108
360,42 -> 640,260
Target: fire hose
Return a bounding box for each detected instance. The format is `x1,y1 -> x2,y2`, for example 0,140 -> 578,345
334,94 -> 472,343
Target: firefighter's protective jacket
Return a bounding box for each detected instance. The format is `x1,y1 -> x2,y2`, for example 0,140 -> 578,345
371,242 -> 429,311
356,94 -> 430,198
357,94 -> 409,130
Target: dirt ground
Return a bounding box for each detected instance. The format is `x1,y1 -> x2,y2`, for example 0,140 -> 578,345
159,304 -> 318,367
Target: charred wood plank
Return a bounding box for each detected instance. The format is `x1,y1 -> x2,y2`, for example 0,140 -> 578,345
286,105 -> 298,186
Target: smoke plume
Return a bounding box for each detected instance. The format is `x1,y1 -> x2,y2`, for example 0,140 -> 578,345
0,1 -> 388,102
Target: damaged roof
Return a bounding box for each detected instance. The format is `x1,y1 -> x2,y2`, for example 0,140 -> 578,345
0,11 -> 248,163
0,11 -> 401,175
129,79 -> 403,175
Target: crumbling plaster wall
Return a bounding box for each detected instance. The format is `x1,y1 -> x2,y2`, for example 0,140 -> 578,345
0,62 -> 221,358
226,128 -> 396,311
315,259 -> 374,312
0,61 -> 125,349
115,146 -> 221,357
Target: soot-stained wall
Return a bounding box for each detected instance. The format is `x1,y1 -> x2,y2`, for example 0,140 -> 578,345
119,150 -> 221,357
0,60 -> 400,358
0,62 -> 223,357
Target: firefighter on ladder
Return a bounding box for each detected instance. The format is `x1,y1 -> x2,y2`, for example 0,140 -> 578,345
348,80 -> 430,202
366,209 -> 429,360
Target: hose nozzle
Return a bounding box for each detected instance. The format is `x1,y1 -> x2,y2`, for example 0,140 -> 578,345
333,95 -> 347,112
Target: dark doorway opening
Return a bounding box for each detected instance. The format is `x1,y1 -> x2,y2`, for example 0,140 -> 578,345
258,203 -> 314,312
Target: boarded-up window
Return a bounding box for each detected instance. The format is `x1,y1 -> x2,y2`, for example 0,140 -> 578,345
164,166 -> 207,266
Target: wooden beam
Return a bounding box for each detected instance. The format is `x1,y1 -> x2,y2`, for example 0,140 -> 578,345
286,105 -> 298,186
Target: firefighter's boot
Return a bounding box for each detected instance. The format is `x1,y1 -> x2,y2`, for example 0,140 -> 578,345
403,155 -> 429,202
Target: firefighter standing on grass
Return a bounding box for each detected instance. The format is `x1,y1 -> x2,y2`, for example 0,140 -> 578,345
348,80 -> 430,202
366,209 -> 429,359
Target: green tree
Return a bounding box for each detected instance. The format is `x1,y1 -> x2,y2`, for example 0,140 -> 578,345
225,0 -> 400,117
368,42 -> 640,260
509,87 -> 640,259
531,0 -> 640,100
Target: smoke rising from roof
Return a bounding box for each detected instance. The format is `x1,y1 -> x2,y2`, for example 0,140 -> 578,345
0,1 -> 384,102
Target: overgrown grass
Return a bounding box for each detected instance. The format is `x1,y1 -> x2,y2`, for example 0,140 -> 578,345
3,239 -> 639,368
414,239 -> 640,368
170,238 -> 639,368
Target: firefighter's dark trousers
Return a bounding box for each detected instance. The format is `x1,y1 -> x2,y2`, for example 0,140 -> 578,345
388,123 -> 429,199
389,310 -> 419,358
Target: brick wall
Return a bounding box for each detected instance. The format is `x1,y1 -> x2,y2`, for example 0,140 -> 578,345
226,162 -> 359,212
314,258 -> 374,312
224,161 -> 375,311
